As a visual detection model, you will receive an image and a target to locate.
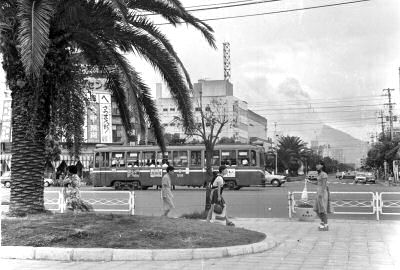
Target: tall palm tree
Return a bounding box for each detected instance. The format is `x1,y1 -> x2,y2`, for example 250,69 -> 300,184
0,0 -> 215,215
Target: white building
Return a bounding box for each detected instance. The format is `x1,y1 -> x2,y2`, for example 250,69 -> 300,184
155,79 -> 268,143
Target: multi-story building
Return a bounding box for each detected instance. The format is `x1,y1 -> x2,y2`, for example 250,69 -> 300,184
155,79 -> 268,143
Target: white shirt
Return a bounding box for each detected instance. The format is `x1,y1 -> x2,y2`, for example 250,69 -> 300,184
213,175 -> 224,187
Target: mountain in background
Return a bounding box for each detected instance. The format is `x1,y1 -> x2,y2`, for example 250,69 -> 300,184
317,125 -> 370,166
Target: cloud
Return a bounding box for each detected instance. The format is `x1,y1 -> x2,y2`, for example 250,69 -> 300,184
277,78 -> 310,100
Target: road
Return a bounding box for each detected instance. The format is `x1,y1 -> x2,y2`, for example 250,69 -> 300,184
2,175 -> 400,220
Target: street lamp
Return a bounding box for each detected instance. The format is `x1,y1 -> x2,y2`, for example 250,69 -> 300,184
275,148 -> 278,175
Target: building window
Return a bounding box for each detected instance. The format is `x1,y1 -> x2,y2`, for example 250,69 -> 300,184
195,107 -> 201,111
112,124 -> 123,142
112,101 -> 119,115
163,108 -> 168,111
170,107 -> 176,111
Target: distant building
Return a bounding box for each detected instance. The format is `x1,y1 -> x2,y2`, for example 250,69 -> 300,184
155,79 -> 269,143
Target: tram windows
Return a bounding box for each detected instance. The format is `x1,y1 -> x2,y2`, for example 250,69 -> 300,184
127,152 -> 140,167
95,153 -> 101,168
238,151 -> 250,166
95,152 -> 110,167
173,151 -> 188,167
221,150 -> 236,167
250,150 -> 257,166
111,152 -> 125,167
212,150 -> 220,166
157,151 -> 171,167
190,151 -> 202,167
142,151 -> 156,167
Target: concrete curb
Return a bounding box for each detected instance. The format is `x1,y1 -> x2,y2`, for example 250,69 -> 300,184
0,235 -> 277,261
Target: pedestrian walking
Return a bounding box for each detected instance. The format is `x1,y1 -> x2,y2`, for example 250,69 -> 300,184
63,165 -> 92,213
161,165 -> 175,217
310,160 -> 332,231
206,165 -> 235,226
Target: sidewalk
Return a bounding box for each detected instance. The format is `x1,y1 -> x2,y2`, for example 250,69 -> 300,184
2,218 -> 400,270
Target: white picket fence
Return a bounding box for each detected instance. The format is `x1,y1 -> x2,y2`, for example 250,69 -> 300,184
288,191 -> 400,220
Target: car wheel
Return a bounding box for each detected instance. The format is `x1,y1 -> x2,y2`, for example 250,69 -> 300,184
44,181 -> 49,187
271,179 -> 280,187
5,181 -> 11,188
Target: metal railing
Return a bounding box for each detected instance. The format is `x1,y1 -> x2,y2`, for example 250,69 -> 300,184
377,192 -> 400,220
44,190 -> 135,215
289,191 -> 385,220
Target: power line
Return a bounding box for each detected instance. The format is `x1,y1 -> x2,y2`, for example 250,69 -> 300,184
185,0 -> 268,9
157,0 -> 371,25
148,0 -> 281,14
272,117 -> 377,126
249,97 -> 386,107
250,94 -> 385,104
251,103 -> 384,111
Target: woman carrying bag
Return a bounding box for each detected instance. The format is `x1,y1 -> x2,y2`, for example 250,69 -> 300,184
309,160 -> 333,231
206,165 -> 235,226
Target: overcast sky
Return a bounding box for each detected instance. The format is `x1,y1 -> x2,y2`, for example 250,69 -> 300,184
129,0 -> 400,144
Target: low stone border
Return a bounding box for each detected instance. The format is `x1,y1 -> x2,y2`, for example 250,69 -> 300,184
0,234 -> 277,261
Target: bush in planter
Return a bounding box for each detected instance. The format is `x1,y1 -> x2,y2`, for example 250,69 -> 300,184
296,202 -> 313,208
295,201 -> 315,221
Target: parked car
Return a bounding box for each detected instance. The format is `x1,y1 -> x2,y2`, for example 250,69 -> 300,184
306,171 -> 318,181
43,178 -> 54,187
355,172 -> 367,184
365,172 -> 376,184
0,171 -> 11,188
342,171 -> 356,180
1,172 -> 54,188
264,171 -> 286,187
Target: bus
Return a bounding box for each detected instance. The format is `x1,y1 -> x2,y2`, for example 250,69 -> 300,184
92,144 -> 265,190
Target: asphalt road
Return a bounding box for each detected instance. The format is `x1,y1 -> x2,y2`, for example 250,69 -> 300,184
2,175 -> 400,220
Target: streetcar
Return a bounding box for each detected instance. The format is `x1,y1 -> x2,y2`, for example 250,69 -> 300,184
92,144 -> 265,190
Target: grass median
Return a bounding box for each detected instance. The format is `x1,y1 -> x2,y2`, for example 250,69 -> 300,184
1,212 -> 265,249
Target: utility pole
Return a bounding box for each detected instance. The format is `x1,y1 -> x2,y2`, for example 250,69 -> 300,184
274,122 -> 278,174
383,88 -> 395,141
378,110 -> 385,140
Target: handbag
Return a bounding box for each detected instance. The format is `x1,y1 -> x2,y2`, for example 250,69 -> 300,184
213,201 -> 224,214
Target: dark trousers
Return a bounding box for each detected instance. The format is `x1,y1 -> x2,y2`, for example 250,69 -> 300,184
318,212 -> 328,224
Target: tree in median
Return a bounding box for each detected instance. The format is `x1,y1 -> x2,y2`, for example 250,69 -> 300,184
0,0 -> 215,215
277,135 -> 307,175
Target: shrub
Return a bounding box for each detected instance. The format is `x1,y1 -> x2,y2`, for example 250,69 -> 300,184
180,210 -> 208,219
296,202 -> 313,208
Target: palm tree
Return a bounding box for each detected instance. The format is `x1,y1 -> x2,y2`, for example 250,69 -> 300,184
0,0 -> 215,215
277,135 -> 307,174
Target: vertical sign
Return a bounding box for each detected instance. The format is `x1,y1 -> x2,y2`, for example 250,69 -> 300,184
83,107 -> 88,142
87,93 -> 100,143
0,100 -> 12,142
99,93 -> 112,143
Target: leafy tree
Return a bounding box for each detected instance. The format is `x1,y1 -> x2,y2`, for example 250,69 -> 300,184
0,0 -> 215,215
365,139 -> 399,173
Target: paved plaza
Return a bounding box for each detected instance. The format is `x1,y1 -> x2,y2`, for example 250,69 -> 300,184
2,218 -> 400,270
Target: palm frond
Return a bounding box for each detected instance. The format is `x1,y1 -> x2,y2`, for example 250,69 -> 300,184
16,0 -> 56,78
103,0 -> 129,23
127,0 -> 216,49
119,28 -> 194,130
126,13 -> 192,89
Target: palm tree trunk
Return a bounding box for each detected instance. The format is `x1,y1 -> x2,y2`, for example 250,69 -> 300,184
204,146 -> 214,211
8,86 -> 46,216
